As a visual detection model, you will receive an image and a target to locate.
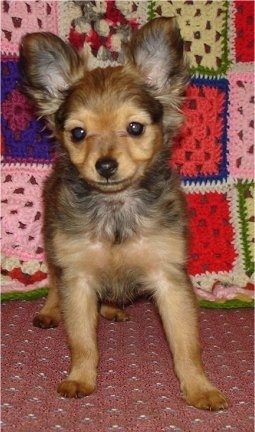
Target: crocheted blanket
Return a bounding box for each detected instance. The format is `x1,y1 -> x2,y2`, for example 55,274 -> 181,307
1,1 -> 254,307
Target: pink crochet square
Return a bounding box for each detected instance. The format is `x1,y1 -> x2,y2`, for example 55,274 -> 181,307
1,1 -> 58,55
228,72 -> 254,179
1,164 -> 52,261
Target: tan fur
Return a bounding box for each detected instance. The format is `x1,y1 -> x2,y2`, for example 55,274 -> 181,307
20,18 -> 228,410
61,103 -> 162,188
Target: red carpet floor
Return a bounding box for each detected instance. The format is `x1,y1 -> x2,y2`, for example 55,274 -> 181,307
1,298 -> 254,431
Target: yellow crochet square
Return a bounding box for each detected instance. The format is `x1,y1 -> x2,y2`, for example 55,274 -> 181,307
155,0 -> 228,74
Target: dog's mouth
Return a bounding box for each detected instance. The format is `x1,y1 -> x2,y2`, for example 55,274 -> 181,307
78,158 -> 144,193
88,177 -> 134,193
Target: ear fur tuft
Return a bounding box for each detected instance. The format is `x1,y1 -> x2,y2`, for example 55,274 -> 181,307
19,32 -> 85,125
126,17 -> 189,138
126,17 -> 189,92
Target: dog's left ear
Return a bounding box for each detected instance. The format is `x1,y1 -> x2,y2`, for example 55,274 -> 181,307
126,17 -> 189,95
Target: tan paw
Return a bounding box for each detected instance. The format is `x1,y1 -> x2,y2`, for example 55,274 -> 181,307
57,380 -> 96,398
33,313 -> 60,329
100,304 -> 130,322
185,388 -> 228,411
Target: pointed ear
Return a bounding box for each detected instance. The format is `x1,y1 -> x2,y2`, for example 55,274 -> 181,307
126,17 -> 189,94
19,32 -> 85,122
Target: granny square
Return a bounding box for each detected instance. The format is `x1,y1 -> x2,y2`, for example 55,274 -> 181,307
234,0 -> 254,63
1,60 -> 55,163
154,0 -> 229,75
1,0 -> 58,56
171,78 -> 228,183
1,164 -> 52,261
236,181 -> 255,276
187,191 -> 237,277
1,253 -> 48,292
66,0 -> 142,63
228,72 -> 254,179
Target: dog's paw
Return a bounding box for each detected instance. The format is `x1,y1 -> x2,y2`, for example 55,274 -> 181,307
185,388 -> 228,411
100,304 -> 130,322
33,313 -> 60,329
108,309 -> 130,322
57,380 -> 95,398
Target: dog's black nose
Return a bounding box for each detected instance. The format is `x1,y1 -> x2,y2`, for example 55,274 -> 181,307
95,158 -> 118,180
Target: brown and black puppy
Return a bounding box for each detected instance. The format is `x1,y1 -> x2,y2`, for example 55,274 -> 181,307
20,18 -> 228,410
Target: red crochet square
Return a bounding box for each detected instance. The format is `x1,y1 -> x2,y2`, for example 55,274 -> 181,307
234,1 -> 254,62
171,82 -> 225,179
187,192 -> 237,276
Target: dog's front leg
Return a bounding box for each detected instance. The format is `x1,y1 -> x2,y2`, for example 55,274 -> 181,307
153,268 -> 228,410
33,264 -> 61,329
57,274 -> 99,398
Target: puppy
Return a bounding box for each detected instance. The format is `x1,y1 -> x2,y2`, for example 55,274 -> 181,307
20,18 -> 228,410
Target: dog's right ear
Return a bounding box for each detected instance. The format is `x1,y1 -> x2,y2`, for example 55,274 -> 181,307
19,32 -> 85,122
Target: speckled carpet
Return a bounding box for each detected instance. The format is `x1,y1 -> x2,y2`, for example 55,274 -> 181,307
1,298 -> 254,432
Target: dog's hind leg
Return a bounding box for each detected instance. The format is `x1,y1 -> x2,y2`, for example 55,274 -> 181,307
33,264 -> 61,329
100,304 -> 130,322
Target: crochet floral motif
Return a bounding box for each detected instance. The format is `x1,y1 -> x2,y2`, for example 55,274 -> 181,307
69,0 -> 139,62
2,88 -> 33,133
1,60 -> 55,163
172,79 -> 228,182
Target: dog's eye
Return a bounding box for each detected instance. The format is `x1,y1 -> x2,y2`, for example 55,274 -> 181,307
127,122 -> 144,137
71,127 -> 86,142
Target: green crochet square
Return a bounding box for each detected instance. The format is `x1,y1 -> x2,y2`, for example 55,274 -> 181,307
236,181 -> 255,276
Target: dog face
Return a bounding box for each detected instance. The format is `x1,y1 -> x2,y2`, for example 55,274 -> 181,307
20,18 -> 189,192
55,66 -> 164,192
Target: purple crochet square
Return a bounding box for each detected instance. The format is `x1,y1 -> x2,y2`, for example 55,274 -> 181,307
1,59 -> 55,163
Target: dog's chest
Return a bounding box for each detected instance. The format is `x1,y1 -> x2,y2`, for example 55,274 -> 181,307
54,191 -> 173,301
55,225 -> 157,275
88,192 -> 144,243
54,227 -> 160,302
